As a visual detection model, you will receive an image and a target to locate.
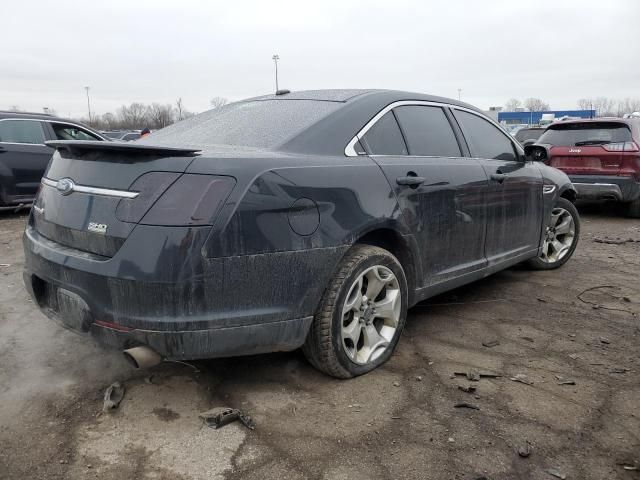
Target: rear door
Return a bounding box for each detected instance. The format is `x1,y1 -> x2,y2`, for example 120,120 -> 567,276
360,104 -> 488,288
0,119 -> 52,202
452,109 -> 543,263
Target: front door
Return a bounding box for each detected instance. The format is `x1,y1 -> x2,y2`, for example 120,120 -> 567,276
452,109 -> 543,263
360,106 -> 488,288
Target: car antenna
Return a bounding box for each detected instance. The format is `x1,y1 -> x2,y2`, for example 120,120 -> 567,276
276,89 -> 290,96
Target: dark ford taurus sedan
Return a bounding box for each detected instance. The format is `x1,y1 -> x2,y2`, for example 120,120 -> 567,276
23,90 -> 580,378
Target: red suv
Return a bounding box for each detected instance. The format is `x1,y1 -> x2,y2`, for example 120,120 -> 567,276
534,118 -> 640,217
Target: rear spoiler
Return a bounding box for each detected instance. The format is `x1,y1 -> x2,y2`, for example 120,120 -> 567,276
45,140 -> 201,157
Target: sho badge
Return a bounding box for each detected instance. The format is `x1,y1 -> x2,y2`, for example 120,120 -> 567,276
88,222 -> 108,235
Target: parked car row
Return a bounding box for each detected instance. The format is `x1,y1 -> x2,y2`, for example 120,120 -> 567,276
100,130 -> 142,141
0,111 -> 105,208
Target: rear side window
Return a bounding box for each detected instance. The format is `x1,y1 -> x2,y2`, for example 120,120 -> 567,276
454,110 -> 516,161
394,106 -> 461,157
0,120 -> 45,144
51,123 -> 101,141
121,133 -> 141,141
361,111 -> 408,155
537,122 -> 632,146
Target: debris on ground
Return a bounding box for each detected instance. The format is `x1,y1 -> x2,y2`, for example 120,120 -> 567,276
415,375 -> 423,381
593,237 -> 640,244
618,461 -> 639,471
568,353 -> 579,360
554,374 -> 576,385
599,337 -> 610,344
537,297 -> 547,303
509,374 -> 533,386
199,407 -> 255,430
517,440 -> 531,458
454,370 -> 501,381
577,285 -> 636,315
0,263 -> 10,267
458,385 -> 477,393
454,402 -> 480,410
546,467 -> 566,479
393,381 -> 400,387
482,340 -> 500,348
102,382 -> 125,412
520,336 -> 534,343
609,367 -> 630,374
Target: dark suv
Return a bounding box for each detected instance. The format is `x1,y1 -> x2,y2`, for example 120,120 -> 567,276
533,118 -> 640,217
0,111 -> 104,208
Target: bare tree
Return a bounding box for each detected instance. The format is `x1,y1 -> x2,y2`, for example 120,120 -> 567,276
504,98 -> 522,111
118,103 -> 149,129
577,98 -> 593,110
590,97 -> 616,117
210,96 -> 229,109
616,97 -> 640,116
175,97 -> 185,121
147,103 -> 175,129
524,98 -> 550,112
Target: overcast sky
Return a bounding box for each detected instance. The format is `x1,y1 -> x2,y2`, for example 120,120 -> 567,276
3,0 -> 639,118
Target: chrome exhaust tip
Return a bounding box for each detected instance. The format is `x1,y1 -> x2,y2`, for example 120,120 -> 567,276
123,346 -> 162,369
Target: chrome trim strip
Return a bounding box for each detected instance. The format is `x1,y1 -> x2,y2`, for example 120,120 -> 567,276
41,177 -> 139,199
345,100 -> 521,157
573,182 -> 619,187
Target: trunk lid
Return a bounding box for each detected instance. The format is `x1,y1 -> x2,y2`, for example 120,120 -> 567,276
33,141 -> 201,257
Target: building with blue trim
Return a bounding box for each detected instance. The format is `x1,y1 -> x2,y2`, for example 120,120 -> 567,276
498,110 -> 596,125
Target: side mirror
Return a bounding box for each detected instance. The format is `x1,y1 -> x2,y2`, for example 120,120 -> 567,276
524,144 -> 549,162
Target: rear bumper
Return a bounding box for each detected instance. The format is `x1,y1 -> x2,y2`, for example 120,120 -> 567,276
23,224 -> 346,360
569,175 -> 640,202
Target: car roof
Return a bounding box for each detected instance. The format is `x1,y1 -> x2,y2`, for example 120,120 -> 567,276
0,111 -> 79,123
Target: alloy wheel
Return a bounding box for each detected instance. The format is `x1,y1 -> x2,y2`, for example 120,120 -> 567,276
540,207 -> 576,263
340,265 -> 401,365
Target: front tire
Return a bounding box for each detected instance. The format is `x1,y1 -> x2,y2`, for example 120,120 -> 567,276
526,197 -> 580,270
303,245 -> 408,378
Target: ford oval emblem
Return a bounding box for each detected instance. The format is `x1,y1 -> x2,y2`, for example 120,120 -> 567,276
56,178 -> 75,196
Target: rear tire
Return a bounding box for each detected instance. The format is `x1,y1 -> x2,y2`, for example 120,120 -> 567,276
303,244 -> 408,378
526,197 -> 580,270
625,198 -> 640,218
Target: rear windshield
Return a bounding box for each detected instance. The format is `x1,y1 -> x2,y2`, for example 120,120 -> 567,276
538,122 -> 632,146
145,100 -> 341,149
515,128 -> 544,142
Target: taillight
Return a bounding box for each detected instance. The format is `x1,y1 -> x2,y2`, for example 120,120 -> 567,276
117,172 -> 235,226
140,174 -> 235,226
602,141 -> 639,152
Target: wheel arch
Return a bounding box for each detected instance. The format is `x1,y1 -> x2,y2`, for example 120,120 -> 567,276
353,227 -> 420,305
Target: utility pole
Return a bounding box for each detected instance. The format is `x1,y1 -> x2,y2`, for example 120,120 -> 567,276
43,107 -> 49,114
272,54 -> 280,92
457,88 -> 461,101
84,86 -> 92,125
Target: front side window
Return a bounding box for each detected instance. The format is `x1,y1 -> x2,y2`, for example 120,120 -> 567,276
360,111 -> 408,156
393,105 -> 461,157
0,120 -> 45,144
51,123 -> 101,141
454,110 -> 516,161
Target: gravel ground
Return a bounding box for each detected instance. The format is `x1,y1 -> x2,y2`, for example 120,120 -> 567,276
0,204 -> 638,480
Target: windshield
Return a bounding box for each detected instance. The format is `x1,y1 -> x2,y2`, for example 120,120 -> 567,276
538,122 -> 631,146
145,99 -> 341,149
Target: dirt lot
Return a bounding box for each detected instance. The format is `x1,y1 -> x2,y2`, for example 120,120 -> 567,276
0,205 -> 638,480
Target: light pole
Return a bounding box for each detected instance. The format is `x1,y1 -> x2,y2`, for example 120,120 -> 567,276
84,86 -> 92,125
457,88 -> 461,101
272,54 -> 280,92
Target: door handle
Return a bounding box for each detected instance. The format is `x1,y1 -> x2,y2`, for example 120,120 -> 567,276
0,146 -> 6,153
396,176 -> 425,187
490,173 -> 507,183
